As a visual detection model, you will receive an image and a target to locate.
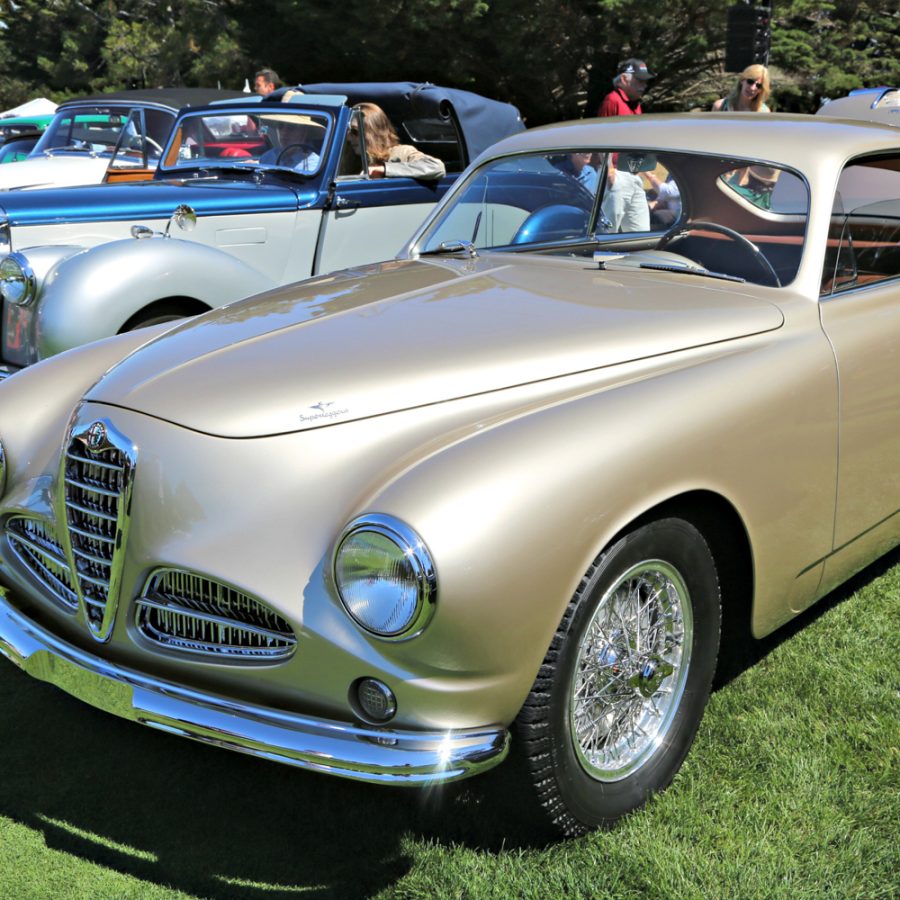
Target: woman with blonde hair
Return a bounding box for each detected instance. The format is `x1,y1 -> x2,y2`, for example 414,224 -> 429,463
712,64 -> 771,112
350,102 -> 446,180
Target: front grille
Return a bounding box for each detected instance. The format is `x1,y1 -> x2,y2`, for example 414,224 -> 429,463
6,516 -> 78,610
64,427 -> 132,640
135,569 -> 297,660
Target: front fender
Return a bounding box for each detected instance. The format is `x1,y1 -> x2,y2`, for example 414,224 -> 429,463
35,238 -> 277,361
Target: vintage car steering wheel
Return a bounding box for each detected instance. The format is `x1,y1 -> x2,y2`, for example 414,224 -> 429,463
657,220 -> 782,287
276,143 -> 316,167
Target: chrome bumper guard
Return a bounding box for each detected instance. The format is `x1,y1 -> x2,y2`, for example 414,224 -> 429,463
0,591 -> 509,785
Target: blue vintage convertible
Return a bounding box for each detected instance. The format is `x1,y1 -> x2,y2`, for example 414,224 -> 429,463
0,83 -> 523,375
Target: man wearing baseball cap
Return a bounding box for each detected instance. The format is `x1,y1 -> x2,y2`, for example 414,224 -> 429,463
598,59 -> 657,117
597,57 -> 657,232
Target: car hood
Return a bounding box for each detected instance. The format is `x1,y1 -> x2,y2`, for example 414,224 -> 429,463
0,155 -> 109,191
86,254 -> 785,438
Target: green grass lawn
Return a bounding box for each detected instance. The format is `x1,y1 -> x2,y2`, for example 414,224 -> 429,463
1,550 -> 898,899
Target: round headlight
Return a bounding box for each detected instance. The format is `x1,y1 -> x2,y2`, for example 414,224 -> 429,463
0,253 -> 36,306
334,515 -> 436,639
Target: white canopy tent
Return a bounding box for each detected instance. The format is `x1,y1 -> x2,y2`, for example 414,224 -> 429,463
0,98 -> 57,119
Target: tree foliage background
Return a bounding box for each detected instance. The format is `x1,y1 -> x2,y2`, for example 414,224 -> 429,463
0,0 -> 897,123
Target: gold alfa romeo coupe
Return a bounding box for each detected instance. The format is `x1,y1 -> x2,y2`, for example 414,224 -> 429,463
0,112 -> 897,836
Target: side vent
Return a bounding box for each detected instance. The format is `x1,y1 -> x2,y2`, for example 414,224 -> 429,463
136,569 -> 297,660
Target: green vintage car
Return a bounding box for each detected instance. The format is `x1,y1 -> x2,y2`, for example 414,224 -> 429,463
0,114 -> 53,164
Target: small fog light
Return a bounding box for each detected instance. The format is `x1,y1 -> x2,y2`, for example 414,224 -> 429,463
354,677 -> 397,723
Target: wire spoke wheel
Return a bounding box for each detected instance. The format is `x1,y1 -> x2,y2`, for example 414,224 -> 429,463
515,518 -> 721,835
569,560 -> 692,780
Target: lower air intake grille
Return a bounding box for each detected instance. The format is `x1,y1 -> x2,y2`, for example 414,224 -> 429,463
135,569 -> 297,660
6,516 -> 78,611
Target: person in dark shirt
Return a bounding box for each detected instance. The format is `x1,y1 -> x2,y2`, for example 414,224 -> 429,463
597,58 -> 655,232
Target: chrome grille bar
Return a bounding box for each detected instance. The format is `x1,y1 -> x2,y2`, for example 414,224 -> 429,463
6,516 -> 78,611
63,419 -> 136,642
136,568 -> 297,661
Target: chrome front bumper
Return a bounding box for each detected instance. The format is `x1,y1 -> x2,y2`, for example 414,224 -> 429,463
0,590 -> 509,785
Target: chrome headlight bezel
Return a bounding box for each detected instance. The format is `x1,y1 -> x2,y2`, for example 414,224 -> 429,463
0,252 -> 36,306
333,514 -> 437,641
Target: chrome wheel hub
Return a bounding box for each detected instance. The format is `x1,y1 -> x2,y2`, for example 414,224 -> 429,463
569,560 -> 693,781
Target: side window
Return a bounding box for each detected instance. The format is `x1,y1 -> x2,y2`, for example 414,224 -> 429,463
400,116 -> 463,172
601,151 -> 659,234
337,109 -> 364,179
646,164 -> 681,230
821,157 -> 900,296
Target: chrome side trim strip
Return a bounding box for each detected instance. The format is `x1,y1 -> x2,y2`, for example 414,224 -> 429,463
0,590 -> 509,785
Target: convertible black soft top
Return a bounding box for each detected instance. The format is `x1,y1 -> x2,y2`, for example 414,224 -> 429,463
59,88 -> 247,111
272,82 -> 525,162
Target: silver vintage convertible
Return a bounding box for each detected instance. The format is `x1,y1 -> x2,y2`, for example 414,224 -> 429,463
0,113 -> 897,836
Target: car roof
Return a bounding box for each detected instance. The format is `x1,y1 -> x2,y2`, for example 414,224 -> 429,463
479,112 -> 900,172
58,88 -> 247,112
816,88 -> 900,127
275,82 -> 525,160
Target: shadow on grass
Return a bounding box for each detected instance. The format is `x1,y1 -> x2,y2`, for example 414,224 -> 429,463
714,544 -> 900,689
1,547 -> 896,893
0,666 -> 550,897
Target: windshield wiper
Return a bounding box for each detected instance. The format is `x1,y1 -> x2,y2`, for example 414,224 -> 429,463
420,240 -> 478,258
593,250 -> 745,283
636,261 -> 745,283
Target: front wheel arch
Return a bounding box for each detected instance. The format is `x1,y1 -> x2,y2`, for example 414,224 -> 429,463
118,297 -> 211,332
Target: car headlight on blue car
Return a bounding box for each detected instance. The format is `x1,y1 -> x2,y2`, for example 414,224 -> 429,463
0,252 -> 36,306
334,514 -> 437,640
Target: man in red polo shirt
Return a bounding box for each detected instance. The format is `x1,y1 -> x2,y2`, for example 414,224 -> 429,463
598,58 -> 656,232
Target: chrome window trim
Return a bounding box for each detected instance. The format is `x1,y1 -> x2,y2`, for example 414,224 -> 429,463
819,275 -> 900,302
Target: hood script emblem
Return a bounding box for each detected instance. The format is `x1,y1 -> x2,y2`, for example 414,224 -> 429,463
85,421 -> 108,453
299,401 -> 349,423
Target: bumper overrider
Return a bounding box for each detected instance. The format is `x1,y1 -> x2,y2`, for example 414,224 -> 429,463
0,588 -> 509,785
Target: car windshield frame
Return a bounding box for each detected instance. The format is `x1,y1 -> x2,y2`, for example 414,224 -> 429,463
158,107 -> 336,179
30,104 -> 158,158
414,147 -> 811,288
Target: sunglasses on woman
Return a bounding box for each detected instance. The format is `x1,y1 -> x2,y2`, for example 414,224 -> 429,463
745,79 -> 764,89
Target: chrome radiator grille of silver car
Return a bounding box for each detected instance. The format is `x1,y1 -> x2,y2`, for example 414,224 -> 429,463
135,569 -> 297,660
63,421 -> 135,641
6,516 -> 78,611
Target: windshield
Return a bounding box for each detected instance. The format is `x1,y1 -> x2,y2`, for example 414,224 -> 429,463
162,109 -> 331,176
31,105 -> 169,157
419,148 -> 809,287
